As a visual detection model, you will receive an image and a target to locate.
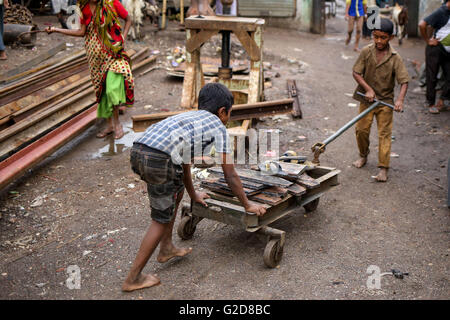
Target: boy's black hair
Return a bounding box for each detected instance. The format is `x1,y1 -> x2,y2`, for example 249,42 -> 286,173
198,83 -> 234,115
374,18 -> 394,35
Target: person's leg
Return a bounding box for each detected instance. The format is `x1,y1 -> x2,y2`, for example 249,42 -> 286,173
374,106 -> 393,182
96,86 -> 114,138
354,103 -> 375,168
436,49 -> 450,111
102,71 -> 126,139
425,45 -> 440,111
157,189 -> 192,263
354,16 -> 363,51
112,105 -> 124,139
122,220 -> 166,292
0,5 -> 6,60
346,16 -> 355,45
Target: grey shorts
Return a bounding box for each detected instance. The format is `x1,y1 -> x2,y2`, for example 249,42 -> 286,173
130,143 -> 184,224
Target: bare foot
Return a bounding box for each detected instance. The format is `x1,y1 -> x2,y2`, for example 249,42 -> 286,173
96,127 -> 114,138
373,168 -> 388,182
0,52 -> 7,60
122,273 -> 160,292
435,99 -> 445,112
353,47 -> 360,52
157,246 -> 192,263
345,37 -> 351,45
114,125 -> 124,139
352,157 -> 367,168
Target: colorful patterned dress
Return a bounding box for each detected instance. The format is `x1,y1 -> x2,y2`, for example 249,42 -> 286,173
80,0 -> 134,118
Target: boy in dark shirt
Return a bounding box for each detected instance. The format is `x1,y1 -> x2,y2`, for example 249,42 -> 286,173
352,18 -> 409,182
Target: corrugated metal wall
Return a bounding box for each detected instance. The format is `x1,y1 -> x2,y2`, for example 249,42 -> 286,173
238,0 -> 296,17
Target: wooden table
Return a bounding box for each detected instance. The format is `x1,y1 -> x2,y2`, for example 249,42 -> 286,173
181,15 -> 266,138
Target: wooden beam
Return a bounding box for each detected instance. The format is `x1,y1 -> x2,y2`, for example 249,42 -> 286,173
0,42 -> 66,83
186,29 -> 218,53
233,30 -> 260,61
131,98 -> 293,132
0,106 -> 97,190
185,16 -> 264,32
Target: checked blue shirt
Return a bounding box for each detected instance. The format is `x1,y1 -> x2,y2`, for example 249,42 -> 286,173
135,110 -> 232,164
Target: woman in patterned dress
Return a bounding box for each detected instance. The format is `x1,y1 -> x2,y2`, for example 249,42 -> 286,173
46,0 -> 133,139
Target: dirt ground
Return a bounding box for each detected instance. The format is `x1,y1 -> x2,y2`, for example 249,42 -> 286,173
0,9 -> 449,300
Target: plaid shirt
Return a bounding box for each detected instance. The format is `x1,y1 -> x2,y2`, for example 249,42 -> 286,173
135,110 -> 232,164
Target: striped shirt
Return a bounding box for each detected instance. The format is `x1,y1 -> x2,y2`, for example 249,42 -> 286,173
347,0 -> 367,17
135,110 -> 232,164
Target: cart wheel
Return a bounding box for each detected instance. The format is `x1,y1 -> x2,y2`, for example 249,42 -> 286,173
181,204 -> 191,217
263,239 -> 284,268
304,198 -> 320,213
177,215 -> 196,240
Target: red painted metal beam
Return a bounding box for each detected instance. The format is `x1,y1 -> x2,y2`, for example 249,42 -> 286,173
0,105 -> 97,190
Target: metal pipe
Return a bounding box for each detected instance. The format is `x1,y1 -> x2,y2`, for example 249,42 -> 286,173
356,91 -> 395,109
322,101 -> 380,146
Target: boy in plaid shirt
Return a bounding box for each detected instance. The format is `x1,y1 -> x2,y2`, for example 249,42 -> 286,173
122,83 -> 266,292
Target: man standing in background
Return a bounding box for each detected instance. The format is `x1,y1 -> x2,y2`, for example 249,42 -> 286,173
346,0 -> 367,52
419,0 -> 450,114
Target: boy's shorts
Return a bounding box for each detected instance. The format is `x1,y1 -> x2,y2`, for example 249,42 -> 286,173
130,143 -> 184,224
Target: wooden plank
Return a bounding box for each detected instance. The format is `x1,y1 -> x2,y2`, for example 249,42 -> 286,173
0,106 -> 97,190
249,193 -> 284,206
0,87 -> 95,144
131,98 -> 293,132
0,89 -> 96,158
278,162 -> 308,176
218,177 -> 265,190
201,179 -> 261,196
0,51 -> 152,154
185,16 -> 264,32
0,72 -> 90,122
206,191 -> 271,209
0,55 -> 87,96
0,49 -> 140,123
208,167 -> 293,188
296,173 -> 320,189
261,186 -> 288,198
0,42 -> 66,83
0,62 -> 89,106
286,183 -> 307,196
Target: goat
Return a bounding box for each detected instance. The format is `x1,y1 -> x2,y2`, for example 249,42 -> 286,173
122,0 -> 146,41
392,3 -> 408,45
143,0 -> 160,26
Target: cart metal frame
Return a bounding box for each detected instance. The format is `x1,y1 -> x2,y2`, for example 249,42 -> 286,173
177,166 -> 340,268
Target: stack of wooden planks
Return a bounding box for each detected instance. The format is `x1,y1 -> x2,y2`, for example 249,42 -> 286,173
201,164 -> 320,206
0,45 -> 157,189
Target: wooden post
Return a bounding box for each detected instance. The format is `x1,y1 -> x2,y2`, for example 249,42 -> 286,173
180,0 -> 184,24
161,0 -> 167,29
